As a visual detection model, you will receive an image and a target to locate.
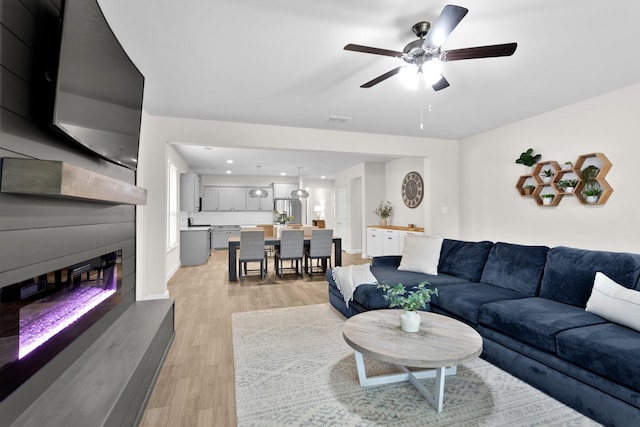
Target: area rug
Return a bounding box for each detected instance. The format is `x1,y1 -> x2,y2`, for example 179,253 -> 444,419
232,304 -> 601,426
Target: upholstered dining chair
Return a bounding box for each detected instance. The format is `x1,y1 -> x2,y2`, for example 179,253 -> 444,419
304,229 -> 333,277
274,229 -> 304,279
238,230 -> 267,282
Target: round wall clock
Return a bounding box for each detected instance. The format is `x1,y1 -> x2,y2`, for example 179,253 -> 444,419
401,171 -> 424,208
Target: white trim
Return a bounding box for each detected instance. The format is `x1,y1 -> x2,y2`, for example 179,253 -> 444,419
142,291 -> 170,301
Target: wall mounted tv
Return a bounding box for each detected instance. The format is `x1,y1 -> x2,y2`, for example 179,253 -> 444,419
46,0 -> 144,170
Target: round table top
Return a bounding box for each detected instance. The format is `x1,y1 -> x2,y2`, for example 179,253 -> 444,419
342,310 -> 483,369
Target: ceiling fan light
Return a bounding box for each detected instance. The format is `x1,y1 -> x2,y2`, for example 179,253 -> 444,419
399,66 -> 421,90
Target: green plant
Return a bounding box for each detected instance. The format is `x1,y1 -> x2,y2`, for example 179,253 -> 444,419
515,148 -> 541,167
564,161 -> 573,167
378,282 -> 438,312
541,169 -> 554,177
540,193 -> 555,198
274,211 -> 294,224
374,201 -> 393,219
523,184 -> 536,191
583,187 -> 602,197
557,179 -> 578,189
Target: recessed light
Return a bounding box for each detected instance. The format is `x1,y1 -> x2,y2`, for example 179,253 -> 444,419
321,176 -> 326,179
226,170 -> 232,174
280,172 -> 286,176
203,147 -> 212,150
226,159 -> 233,164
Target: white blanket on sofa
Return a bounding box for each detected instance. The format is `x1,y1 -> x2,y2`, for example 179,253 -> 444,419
332,264 -> 378,307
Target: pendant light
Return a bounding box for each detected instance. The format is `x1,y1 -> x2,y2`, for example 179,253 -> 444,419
249,165 -> 268,198
290,166 -> 309,198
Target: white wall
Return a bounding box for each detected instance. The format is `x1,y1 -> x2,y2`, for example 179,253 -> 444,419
459,83 -> 640,253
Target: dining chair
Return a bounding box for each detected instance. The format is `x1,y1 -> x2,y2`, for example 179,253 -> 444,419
304,229 -> 333,277
256,224 -> 276,257
274,229 -> 304,279
238,230 -> 267,282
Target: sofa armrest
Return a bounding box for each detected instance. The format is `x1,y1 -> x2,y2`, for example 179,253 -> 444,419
372,255 -> 402,268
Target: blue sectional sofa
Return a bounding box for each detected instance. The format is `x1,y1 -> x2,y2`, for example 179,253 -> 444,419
326,238 -> 640,427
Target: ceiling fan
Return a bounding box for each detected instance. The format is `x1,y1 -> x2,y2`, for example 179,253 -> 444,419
344,4 -> 517,90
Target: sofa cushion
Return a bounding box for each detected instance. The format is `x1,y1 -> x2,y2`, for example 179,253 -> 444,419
397,235 -> 443,275
438,239 -> 493,282
479,297 -> 607,353
557,322 -> 640,392
479,242 -> 549,296
585,272 -> 640,332
539,246 -> 640,307
431,282 -> 528,325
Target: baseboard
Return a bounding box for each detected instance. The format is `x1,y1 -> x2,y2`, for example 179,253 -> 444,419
166,260 -> 181,281
344,249 -> 362,255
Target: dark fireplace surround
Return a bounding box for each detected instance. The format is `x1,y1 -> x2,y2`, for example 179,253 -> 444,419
0,250 -> 123,401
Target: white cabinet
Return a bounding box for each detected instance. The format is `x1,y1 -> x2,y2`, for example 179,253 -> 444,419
202,186 -> 219,211
218,188 -> 247,211
382,229 -> 402,256
246,188 -> 274,211
180,173 -> 201,212
273,183 -> 299,199
367,227 -> 424,257
366,227 -> 383,257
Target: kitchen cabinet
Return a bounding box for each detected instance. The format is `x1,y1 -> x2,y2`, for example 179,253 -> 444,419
180,228 -> 211,265
211,225 -> 241,249
246,187 -> 274,211
180,173 -> 201,212
273,183 -> 299,199
218,188 -> 247,211
202,186 -> 219,211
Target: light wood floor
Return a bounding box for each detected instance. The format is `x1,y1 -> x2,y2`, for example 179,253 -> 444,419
139,249 -> 368,427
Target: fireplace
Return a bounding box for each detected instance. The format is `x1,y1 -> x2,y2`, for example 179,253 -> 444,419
0,250 -> 122,401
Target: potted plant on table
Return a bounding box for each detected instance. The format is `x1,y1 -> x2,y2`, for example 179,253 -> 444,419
374,201 -> 393,226
377,282 -> 438,332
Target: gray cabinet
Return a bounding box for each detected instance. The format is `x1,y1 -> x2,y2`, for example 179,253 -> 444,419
211,225 -> 241,249
246,188 -> 274,211
180,173 -> 201,212
218,188 -> 247,211
202,186 -> 219,211
180,229 -> 211,265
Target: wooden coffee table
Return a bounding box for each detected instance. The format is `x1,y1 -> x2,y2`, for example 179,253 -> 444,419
342,309 -> 483,412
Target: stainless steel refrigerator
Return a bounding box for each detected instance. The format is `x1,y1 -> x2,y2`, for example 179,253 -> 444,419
274,198 -> 302,224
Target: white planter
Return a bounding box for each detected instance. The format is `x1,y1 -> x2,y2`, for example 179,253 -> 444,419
399,310 -> 421,333
542,176 -> 552,184
564,187 -> 575,193
542,197 -> 554,205
586,195 -> 599,203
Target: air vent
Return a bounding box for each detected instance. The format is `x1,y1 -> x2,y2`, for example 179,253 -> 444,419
327,115 -> 351,123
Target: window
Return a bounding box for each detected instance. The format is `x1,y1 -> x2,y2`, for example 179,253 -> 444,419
167,161 -> 178,250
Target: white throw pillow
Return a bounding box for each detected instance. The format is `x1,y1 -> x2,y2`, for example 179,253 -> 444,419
585,272 -> 640,332
397,236 -> 443,275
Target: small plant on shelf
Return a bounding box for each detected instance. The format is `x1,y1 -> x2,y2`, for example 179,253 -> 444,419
583,186 -> 602,203
515,148 -> 542,167
541,193 -> 555,205
563,161 -> 574,169
523,184 -> 536,195
541,169 -> 554,177
557,179 -> 578,192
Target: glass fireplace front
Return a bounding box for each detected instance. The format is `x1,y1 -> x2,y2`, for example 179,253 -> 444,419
0,250 -> 122,401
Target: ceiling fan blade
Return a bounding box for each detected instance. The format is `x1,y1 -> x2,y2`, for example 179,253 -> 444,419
344,43 -> 403,58
360,66 -> 402,88
423,5 -> 469,49
441,42 -> 518,61
432,76 -> 450,91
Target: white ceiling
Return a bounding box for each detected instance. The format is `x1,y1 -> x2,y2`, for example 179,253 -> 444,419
100,0 -> 640,177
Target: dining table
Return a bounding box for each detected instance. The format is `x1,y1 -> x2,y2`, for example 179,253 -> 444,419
227,236 -> 342,281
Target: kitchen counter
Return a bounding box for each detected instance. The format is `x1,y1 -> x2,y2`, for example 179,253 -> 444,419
180,228 -> 212,266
